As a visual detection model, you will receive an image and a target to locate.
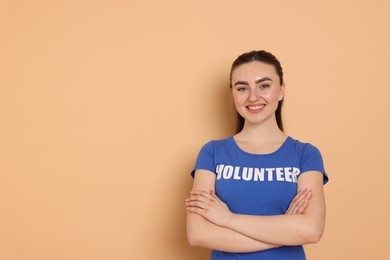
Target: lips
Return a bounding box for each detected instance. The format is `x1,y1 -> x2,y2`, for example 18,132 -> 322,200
247,104 -> 266,111
247,105 -> 265,110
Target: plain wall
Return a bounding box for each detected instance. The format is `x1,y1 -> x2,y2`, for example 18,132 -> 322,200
1,0 -> 390,259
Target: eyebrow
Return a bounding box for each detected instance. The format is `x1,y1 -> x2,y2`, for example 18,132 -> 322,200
233,77 -> 273,87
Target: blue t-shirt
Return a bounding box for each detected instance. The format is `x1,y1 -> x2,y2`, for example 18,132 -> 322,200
191,136 -> 328,260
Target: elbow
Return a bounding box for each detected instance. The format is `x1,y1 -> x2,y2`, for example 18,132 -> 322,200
187,234 -> 200,247
299,214 -> 325,244
187,214 -> 210,248
303,226 -> 324,244
306,231 -> 323,244
186,220 -> 206,247
187,229 -> 204,247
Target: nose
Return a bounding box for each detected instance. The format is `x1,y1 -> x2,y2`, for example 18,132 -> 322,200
248,88 -> 258,102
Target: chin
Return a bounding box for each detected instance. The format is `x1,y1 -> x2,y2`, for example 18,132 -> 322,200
243,115 -> 274,126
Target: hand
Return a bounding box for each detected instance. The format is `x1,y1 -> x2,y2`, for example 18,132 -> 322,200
185,190 -> 232,227
285,188 -> 312,215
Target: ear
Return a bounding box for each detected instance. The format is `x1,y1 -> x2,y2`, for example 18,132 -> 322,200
278,83 -> 285,101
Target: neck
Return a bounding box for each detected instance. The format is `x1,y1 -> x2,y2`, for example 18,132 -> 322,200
237,117 -> 286,143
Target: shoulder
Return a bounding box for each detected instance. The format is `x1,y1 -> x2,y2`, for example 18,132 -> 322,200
198,136 -> 233,153
287,136 -> 325,167
192,137 -> 234,178
288,136 -> 328,184
288,136 -> 322,155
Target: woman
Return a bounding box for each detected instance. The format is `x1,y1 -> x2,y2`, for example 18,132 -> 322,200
185,50 -> 328,259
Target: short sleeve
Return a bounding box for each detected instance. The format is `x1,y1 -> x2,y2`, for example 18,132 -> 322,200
190,141 -> 216,178
300,143 -> 329,185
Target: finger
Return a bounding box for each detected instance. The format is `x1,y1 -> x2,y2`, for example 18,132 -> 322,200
186,203 -> 206,216
286,188 -> 307,213
188,190 -> 214,201
297,192 -> 312,213
185,198 -> 210,210
289,188 -> 306,206
291,197 -> 307,214
291,191 -> 312,214
209,190 -> 230,210
295,199 -> 309,214
294,188 -> 310,203
186,190 -> 220,208
190,190 -> 215,200
287,188 -> 311,214
185,195 -> 210,206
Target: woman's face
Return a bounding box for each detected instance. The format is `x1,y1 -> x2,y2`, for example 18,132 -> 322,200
231,61 -> 285,127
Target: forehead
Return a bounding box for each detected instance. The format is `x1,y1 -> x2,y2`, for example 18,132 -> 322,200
231,61 -> 279,82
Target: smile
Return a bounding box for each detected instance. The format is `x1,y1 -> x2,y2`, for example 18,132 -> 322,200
247,105 -> 265,110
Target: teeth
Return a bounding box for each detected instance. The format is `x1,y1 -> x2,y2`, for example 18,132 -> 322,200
248,105 -> 265,110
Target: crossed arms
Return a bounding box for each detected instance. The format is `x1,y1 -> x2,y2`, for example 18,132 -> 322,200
185,169 -> 326,253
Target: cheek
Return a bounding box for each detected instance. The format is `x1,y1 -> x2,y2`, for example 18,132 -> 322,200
232,92 -> 240,103
266,91 -> 282,103
232,98 -> 241,111
232,94 -> 246,108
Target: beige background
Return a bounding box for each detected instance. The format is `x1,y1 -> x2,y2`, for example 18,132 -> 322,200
1,0 -> 389,259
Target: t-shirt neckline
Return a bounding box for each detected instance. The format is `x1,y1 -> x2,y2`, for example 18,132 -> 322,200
229,136 -> 292,156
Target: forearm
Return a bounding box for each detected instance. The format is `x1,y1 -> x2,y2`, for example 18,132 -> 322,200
225,174 -> 326,246
226,213 -> 324,246
187,213 -> 280,253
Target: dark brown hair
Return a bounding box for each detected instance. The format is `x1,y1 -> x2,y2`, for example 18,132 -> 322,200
230,50 -> 285,133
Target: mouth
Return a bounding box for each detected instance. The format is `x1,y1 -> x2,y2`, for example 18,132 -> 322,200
247,105 -> 266,111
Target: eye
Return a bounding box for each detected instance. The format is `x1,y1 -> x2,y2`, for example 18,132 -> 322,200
236,87 -> 248,92
260,84 -> 270,89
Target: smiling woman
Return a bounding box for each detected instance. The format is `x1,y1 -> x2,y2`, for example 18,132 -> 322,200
231,61 -> 284,133
185,50 -> 329,260
230,51 -> 285,133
